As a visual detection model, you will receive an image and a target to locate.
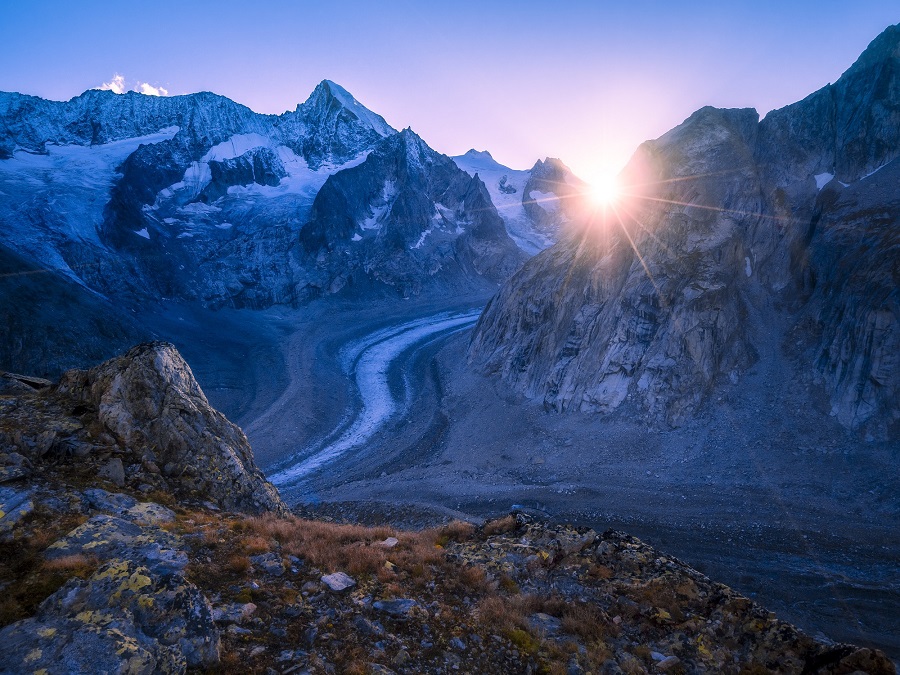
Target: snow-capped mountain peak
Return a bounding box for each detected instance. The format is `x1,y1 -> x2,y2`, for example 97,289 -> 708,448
305,80 -> 395,138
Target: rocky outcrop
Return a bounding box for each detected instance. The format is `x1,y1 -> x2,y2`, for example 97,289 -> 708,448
0,485 -> 220,674
54,342 -> 286,514
469,24 -> 900,437
0,342 -> 285,514
470,106 -> 762,425
200,147 -> 287,203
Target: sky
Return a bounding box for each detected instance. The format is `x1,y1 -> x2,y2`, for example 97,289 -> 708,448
0,0 -> 897,184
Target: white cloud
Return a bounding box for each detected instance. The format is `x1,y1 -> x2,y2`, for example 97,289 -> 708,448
137,82 -> 168,97
96,74 -> 169,97
98,74 -> 126,94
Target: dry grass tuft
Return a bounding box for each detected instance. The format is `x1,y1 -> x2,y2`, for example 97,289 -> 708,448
226,554 -> 251,574
42,554 -> 97,578
483,514 -> 518,536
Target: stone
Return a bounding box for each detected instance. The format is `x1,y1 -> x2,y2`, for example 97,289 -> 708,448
212,602 -> 257,625
0,557 -> 220,672
0,485 -> 34,540
250,552 -> 285,576
657,655 -> 681,671
528,612 -> 562,636
378,536 -> 399,548
372,598 -> 417,617
97,457 -> 125,487
352,615 -> 384,636
45,514 -> 188,574
321,572 -> 356,592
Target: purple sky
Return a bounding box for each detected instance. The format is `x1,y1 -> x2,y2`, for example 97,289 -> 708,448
1,1 -> 896,183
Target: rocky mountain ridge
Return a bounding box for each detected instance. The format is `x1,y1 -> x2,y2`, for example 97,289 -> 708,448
0,344 -> 894,673
0,79 -> 574,378
468,23 -> 900,438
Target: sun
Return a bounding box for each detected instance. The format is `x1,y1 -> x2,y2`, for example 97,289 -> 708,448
588,175 -> 621,208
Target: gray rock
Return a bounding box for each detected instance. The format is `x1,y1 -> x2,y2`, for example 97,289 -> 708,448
321,572 -> 356,592
528,612 -> 562,636
97,457 -> 125,487
45,514 -> 187,574
0,485 -> 34,540
372,598 -> 417,617
212,602 -> 257,625
250,552 -> 285,576
56,342 -> 286,514
0,557 -> 219,672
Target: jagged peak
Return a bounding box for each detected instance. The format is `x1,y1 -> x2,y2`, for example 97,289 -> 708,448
843,22 -> 900,75
529,156 -> 579,180
298,79 -> 395,137
462,149 -> 493,159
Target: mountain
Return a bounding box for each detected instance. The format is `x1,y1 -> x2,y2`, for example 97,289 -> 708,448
452,150 -> 587,254
297,129 -> 524,299
0,80 -> 524,376
468,24 -> 900,439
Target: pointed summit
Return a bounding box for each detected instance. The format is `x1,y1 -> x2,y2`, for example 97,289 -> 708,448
280,80 -> 396,169
300,80 -> 394,138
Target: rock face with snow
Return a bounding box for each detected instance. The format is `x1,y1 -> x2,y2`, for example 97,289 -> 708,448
453,150 -> 587,254
298,129 -> 524,298
469,24 -> 900,438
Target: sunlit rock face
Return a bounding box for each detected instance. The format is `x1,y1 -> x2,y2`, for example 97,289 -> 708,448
469,107 -> 763,426
469,24 -> 900,437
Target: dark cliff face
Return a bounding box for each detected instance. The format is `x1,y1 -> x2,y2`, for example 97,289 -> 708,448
297,129 -> 524,298
469,24 -> 900,438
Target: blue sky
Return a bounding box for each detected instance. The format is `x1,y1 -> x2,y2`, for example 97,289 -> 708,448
0,1 -> 896,182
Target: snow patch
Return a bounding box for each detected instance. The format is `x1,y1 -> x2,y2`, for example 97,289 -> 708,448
133,228 -> 150,239
322,81 -> 394,138
360,179 -> 396,230
744,256 -> 752,278
411,228 -> 432,249
814,172 -> 834,190
202,133 -> 272,163
215,222 -> 233,229
351,233 -> 362,242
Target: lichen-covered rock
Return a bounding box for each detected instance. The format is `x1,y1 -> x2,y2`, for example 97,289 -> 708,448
82,488 -> 175,526
56,342 -> 286,514
45,514 -> 187,573
0,484 -> 34,540
0,558 -> 219,673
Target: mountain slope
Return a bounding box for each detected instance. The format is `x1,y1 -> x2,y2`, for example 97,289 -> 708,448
468,24 -> 900,438
298,129 -> 525,298
452,150 -> 587,254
